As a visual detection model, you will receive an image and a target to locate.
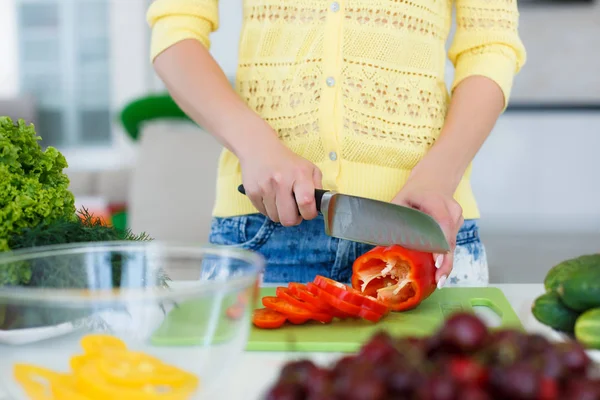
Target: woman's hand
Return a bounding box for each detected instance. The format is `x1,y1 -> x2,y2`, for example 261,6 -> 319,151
391,179 -> 463,289
239,133 -> 323,227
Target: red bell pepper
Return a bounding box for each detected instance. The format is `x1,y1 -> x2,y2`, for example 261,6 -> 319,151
351,245 -> 437,312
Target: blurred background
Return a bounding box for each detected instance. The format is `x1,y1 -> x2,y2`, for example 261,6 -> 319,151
1,0 -> 599,283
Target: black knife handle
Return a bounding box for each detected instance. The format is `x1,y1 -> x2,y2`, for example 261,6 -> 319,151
237,185 -> 328,213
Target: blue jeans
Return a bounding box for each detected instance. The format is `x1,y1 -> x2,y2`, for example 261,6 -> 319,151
209,214 -> 489,286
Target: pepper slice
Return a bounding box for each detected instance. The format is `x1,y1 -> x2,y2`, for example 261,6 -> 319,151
262,296 -> 333,323
226,304 -> 245,320
252,308 -> 287,329
306,283 -> 360,317
80,334 -> 127,356
14,335 -> 199,400
288,283 -> 353,319
275,287 -> 321,313
95,352 -> 198,387
351,245 -> 437,312
313,275 -> 389,315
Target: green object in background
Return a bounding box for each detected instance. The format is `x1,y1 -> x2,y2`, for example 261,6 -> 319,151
557,269 -> 600,312
246,287 -> 523,353
575,308 -> 600,350
544,254 -> 600,293
111,210 -> 128,232
119,94 -> 193,141
531,291 -> 579,333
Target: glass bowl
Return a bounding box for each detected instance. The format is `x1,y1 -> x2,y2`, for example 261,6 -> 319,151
0,241 -> 264,399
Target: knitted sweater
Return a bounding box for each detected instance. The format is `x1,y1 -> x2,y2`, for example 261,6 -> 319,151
147,0 -> 527,219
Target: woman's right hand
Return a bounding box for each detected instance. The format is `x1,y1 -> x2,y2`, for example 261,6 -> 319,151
238,134 -> 323,227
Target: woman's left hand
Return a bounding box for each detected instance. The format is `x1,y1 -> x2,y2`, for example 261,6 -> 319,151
391,180 -> 463,289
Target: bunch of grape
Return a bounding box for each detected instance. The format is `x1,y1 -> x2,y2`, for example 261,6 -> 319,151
264,312 -> 600,400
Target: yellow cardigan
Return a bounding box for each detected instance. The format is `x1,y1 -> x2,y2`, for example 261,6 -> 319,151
147,0 -> 526,220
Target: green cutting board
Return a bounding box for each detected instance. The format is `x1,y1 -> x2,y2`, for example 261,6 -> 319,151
246,287 -> 523,353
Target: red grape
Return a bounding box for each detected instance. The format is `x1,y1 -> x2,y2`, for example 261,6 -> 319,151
489,362 -> 540,399
264,381 -> 306,400
263,313 -> 600,400
439,312 -> 488,353
562,378 -> 600,400
459,386 -> 492,400
558,341 -> 591,375
448,357 -> 488,387
358,331 -> 398,363
417,374 -> 458,400
279,359 -> 319,383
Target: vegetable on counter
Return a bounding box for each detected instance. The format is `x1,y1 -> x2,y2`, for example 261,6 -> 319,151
252,277 -> 389,329
557,269 -> 600,312
533,253 -> 600,350
531,292 -> 580,334
264,312 -> 599,400
252,245 -> 438,329
14,334 -> 199,399
544,254 -> 600,293
575,308 -> 600,351
0,117 -> 76,279
351,245 -> 437,311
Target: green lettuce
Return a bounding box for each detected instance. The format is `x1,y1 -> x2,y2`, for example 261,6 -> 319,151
0,117 -> 76,284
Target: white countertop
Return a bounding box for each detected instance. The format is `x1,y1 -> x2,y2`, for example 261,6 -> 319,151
221,283 -> 554,399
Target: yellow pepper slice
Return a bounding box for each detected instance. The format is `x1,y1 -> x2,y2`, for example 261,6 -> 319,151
80,334 -> 127,356
96,352 -> 198,388
14,334 -> 199,400
14,364 -> 91,400
74,360 -> 197,400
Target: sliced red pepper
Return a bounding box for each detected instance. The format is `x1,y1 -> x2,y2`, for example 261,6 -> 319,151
225,304 -> 244,320
306,283 -> 384,323
313,275 -> 389,315
351,245 -> 437,312
287,316 -> 310,325
252,308 -> 287,329
262,296 -> 332,324
288,283 -> 353,319
275,287 -> 321,313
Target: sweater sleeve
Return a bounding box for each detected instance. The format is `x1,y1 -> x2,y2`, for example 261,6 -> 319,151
147,0 -> 219,62
448,0 -> 527,108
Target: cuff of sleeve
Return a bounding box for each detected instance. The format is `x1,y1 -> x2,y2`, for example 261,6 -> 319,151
451,49 -> 518,111
150,15 -> 213,61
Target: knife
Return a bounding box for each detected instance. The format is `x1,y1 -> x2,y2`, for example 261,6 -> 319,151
237,185 -> 450,253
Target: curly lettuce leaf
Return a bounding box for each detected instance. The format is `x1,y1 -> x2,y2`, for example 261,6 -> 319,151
0,117 -> 76,284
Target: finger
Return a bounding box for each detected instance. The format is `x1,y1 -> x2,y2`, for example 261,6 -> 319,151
245,186 -> 268,216
261,187 -> 280,223
435,250 -> 454,289
276,184 -> 302,227
293,178 -> 317,220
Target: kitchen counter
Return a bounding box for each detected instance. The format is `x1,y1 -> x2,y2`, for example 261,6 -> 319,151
221,283 -> 555,399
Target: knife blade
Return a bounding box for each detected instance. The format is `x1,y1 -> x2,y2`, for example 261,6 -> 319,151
237,185 -> 450,253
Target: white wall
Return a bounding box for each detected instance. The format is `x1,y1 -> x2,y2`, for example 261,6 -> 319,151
0,0 -> 19,97
472,113 -> 600,234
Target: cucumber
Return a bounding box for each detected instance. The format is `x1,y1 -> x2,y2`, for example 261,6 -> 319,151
575,308 -> 600,350
557,269 -> 600,312
532,292 -> 580,333
544,254 -> 600,293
